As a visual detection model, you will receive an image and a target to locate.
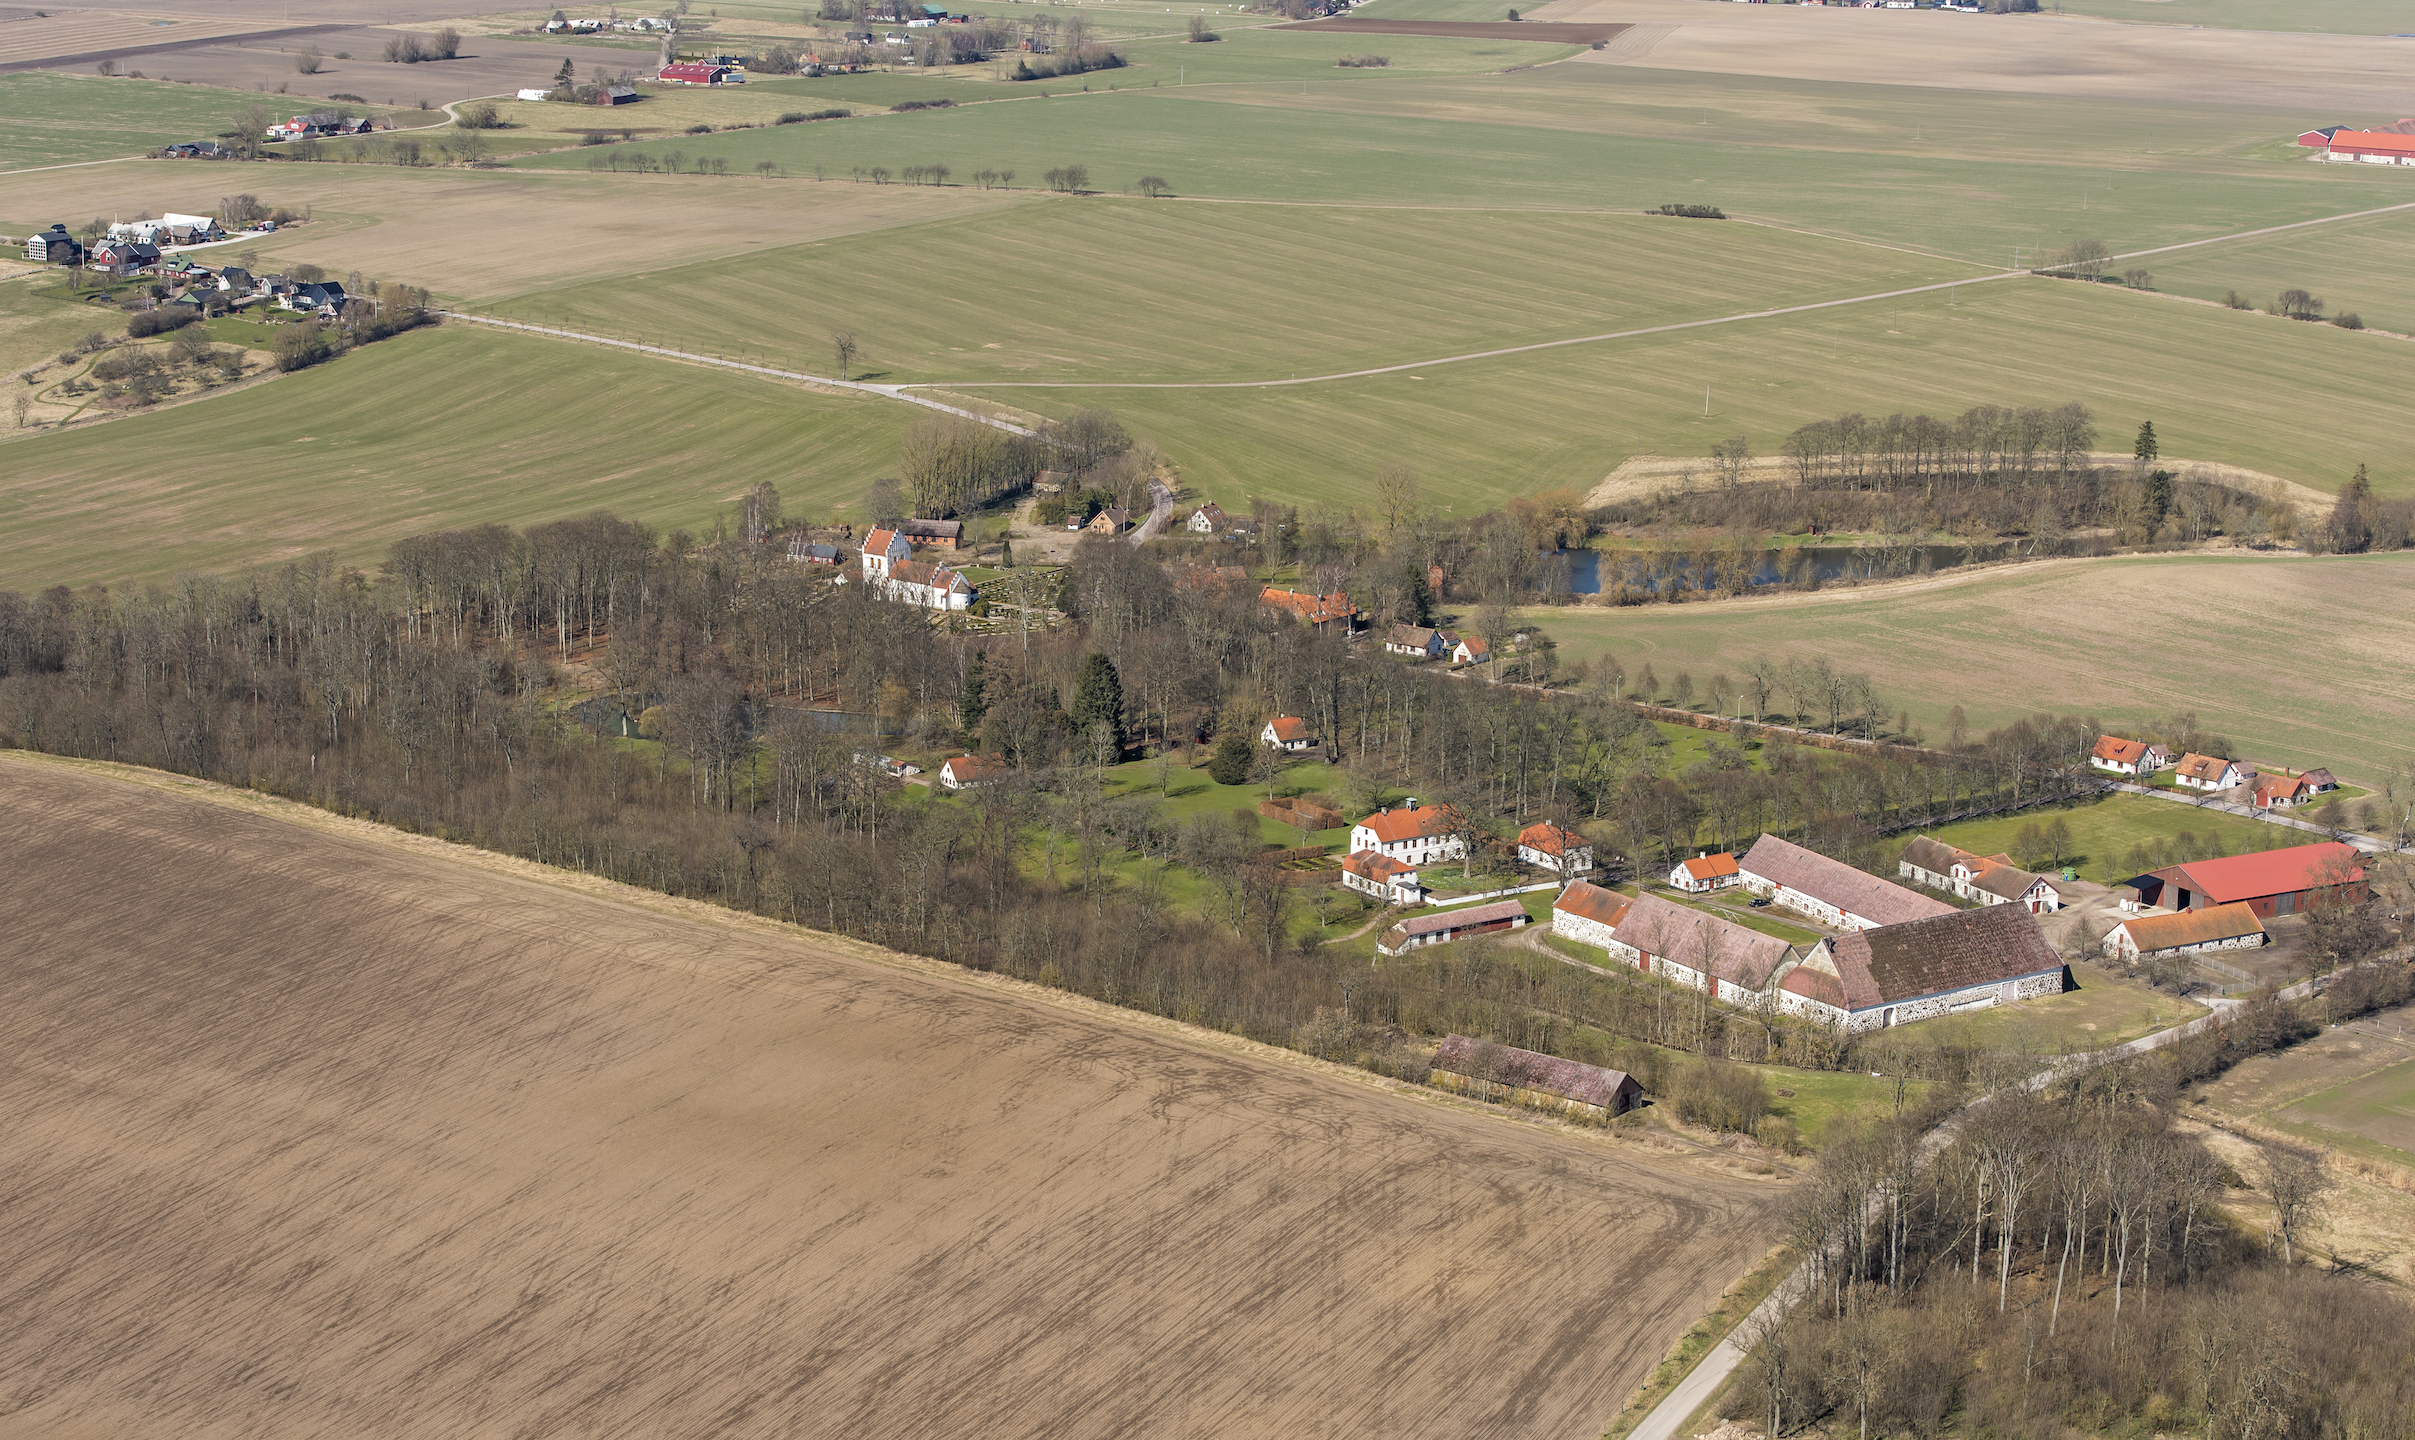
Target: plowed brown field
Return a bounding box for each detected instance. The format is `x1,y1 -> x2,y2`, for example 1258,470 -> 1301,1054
0,754 -> 1784,1440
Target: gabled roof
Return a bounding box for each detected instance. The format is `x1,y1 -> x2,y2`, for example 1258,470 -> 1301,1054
1679,852 -> 1739,882
2117,902 -> 2265,953
2149,842 -> 2363,904
1456,634 -> 1490,658
1189,502 -> 1227,522
1780,965 -> 1846,1010
889,559 -> 966,590
941,753 -> 1008,783
1356,801 -> 1460,846
1387,624 -> 1439,648
2173,752 -> 2235,783
2329,129 -> 2415,155
1610,891 -> 1794,990
1968,860 -> 2051,904
1389,899 -> 1526,939
891,516 -> 962,540
1342,849 -> 1417,882
1260,587 -> 1355,625
1739,833 -> 1955,928
1552,880 -> 1631,930
1815,904 -> 2062,1011
863,526 -> 904,555
1430,1034 -> 1637,1109
2091,735 -> 2152,765
1518,822 -> 1585,856
2253,773 -> 2312,806
1266,715 -> 1314,743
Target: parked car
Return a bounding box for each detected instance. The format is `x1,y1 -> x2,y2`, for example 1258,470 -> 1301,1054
1748,895 -> 1772,907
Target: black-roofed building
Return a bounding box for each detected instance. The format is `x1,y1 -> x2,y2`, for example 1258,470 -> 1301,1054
23,225 -> 81,264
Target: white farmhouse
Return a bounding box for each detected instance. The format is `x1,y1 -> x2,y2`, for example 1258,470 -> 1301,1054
1516,821 -> 1592,874
1550,880 -> 1631,954
1349,800 -> 1465,868
2103,903 -> 2267,963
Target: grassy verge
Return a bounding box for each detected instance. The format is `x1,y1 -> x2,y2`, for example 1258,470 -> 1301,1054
1598,1243 -> 1796,1440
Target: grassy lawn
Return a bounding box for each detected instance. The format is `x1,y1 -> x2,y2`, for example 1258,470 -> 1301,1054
0,323 -> 912,590
1099,753 -> 1349,847
1888,791 -> 2296,885
1919,960 -> 2204,1054
1524,550 -> 2415,790
2269,1054 -> 2415,1170
0,72 -> 281,171
492,202 -> 1980,385
1626,883 -> 1827,946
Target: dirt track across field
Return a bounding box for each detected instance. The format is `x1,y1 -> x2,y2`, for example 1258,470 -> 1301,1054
0,753 -> 1784,1440
1274,16 -> 1626,44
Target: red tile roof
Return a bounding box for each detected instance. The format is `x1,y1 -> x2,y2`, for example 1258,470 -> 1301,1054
1356,802 -> 1461,846
1552,880 -> 1631,930
1518,822 -> 1585,857
2117,902 -> 2265,953
2149,842 -> 2363,904
1266,715 -> 1314,744
863,527 -> 902,555
941,753 -> 1008,784
2328,129 -> 2415,156
2173,752 -> 2235,785
1680,852 -> 1739,882
1343,849 -> 1417,883
2092,735 -> 2149,766
1260,587 -> 1356,625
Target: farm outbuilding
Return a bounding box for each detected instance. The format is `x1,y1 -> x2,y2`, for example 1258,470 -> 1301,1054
2104,902 -> 2267,963
1669,851 -> 1739,893
1777,904 -> 2066,1032
1550,880 -> 1632,952
1595,891 -> 1795,1004
658,62 -> 741,84
2315,129 -> 2415,165
1428,1034 -> 1642,1118
1739,833 -> 1954,931
2131,841 -> 2365,919
1376,900 -> 1527,955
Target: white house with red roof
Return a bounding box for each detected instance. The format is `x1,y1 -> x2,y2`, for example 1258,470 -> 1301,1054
1349,799 -> 1466,867
1340,850 -> 1425,905
1450,634 -> 1489,665
2088,735 -> 2170,776
1516,822 -> 1592,874
1669,851 -> 1740,892
860,526 -> 910,581
939,753 -> 1008,789
2172,752 -> 2252,792
1261,715 -> 1317,752
881,560 -> 974,611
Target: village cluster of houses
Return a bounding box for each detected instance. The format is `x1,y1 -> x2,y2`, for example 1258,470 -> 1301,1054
23,224 -> 348,316
2088,734 -> 2337,810
268,112 -> 379,142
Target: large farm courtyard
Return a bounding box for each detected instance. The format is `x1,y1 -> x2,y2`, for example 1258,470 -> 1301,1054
0,754 -> 1784,1439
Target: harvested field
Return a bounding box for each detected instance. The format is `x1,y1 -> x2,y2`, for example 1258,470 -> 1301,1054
1274,16 -> 1625,43
1541,0 -> 2415,112
0,162 -> 1026,300
0,753 -> 1785,1439
0,9 -> 281,70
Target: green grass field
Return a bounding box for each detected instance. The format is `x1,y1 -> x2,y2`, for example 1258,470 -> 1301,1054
1887,792 -> 2295,886
0,324 -> 911,591
2272,1055 -> 2415,1168
1923,961 -> 2204,1054
495,204 -> 1981,383
962,276 -> 2415,512
510,80 -> 2415,263
2129,207 -> 2415,338
1522,550 -> 2415,788
0,72 -> 276,171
